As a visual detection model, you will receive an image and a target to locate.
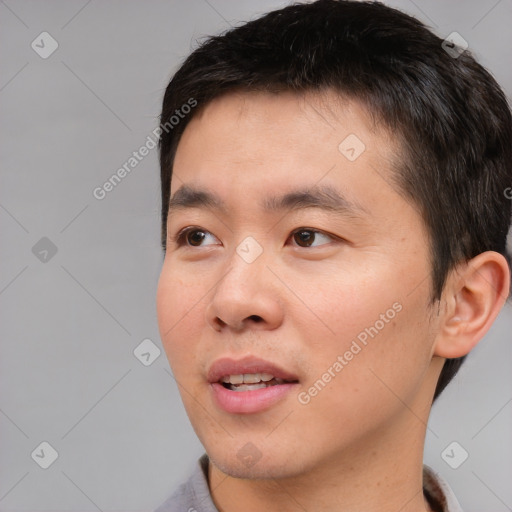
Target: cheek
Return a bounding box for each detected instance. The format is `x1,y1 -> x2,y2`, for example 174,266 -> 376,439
297,265 -> 433,407
294,264 -> 399,350
156,262 -> 206,373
